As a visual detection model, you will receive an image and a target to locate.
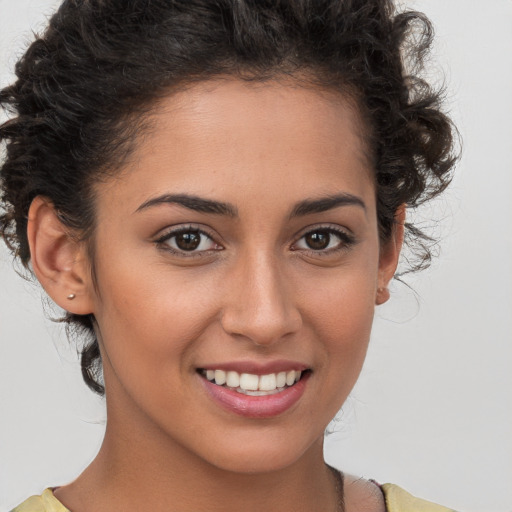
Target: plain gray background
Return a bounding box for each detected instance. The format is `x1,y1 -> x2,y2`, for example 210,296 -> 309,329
1,1 -> 511,511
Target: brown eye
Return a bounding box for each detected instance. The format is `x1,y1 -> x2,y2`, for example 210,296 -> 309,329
157,227 -> 221,255
175,232 -> 201,251
304,231 -> 331,250
292,227 -> 354,254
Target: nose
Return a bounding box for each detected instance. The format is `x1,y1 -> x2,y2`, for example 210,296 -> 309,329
220,252 -> 302,346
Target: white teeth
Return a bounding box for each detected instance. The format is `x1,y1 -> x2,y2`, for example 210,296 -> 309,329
236,387 -> 283,396
226,371 -> 240,388
286,370 -> 296,386
259,373 -> 277,391
214,369 -> 226,385
276,371 -> 287,388
204,369 -> 305,392
239,373 -> 259,391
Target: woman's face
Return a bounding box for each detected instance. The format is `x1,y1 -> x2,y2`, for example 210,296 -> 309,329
85,79 -> 398,473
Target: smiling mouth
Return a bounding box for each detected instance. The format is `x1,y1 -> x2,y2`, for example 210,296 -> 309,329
198,369 -> 308,396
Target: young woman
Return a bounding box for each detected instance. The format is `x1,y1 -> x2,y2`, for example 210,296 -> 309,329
1,1 -> 460,511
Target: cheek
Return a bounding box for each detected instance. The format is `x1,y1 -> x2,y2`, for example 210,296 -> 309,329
300,255 -> 377,325
297,259 -> 377,368
312,288 -> 374,365
92,260 -> 221,369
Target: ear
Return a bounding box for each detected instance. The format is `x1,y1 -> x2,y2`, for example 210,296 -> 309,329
375,205 -> 405,305
27,196 -> 94,314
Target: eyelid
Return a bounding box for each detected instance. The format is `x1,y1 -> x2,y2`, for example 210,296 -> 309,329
154,224 -> 224,256
290,224 -> 356,254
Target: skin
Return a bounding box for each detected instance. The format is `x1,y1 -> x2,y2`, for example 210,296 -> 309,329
28,79 -> 401,511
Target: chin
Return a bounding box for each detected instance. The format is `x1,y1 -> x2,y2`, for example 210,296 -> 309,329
206,450 -> 304,475
193,428 -> 323,475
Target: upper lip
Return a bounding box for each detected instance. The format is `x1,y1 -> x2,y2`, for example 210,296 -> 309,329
197,360 -> 310,375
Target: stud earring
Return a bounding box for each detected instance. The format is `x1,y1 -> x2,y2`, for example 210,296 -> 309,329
67,293 -> 76,300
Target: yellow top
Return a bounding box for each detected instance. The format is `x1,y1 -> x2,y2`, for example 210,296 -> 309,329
10,489 -> 68,512
381,484 -> 457,512
11,484 -> 458,512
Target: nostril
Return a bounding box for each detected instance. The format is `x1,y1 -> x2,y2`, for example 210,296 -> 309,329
220,307 -> 302,346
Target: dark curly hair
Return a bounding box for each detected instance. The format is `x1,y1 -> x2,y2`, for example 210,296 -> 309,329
0,0 -> 458,394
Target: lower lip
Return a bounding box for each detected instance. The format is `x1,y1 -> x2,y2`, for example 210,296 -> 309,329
200,373 -> 310,419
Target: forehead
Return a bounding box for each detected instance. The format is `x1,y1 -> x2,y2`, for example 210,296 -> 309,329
151,78 -> 371,167
97,78 -> 375,214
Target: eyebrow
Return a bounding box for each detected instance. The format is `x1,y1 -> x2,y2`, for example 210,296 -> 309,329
290,193 -> 366,217
136,192 -> 366,218
136,193 -> 238,217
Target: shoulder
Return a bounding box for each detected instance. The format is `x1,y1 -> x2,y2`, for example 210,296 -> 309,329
10,489 -> 70,512
382,483 -> 458,512
342,474 -> 458,512
343,474 -> 387,512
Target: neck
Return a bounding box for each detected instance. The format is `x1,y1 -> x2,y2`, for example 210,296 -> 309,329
54,385 -> 340,512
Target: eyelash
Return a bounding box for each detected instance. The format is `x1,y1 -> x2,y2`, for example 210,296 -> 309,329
154,225 -> 222,258
154,224 -> 356,258
291,226 -> 356,256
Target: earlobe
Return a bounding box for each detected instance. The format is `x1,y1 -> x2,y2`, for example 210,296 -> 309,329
27,196 -> 94,314
376,205 -> 405,305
